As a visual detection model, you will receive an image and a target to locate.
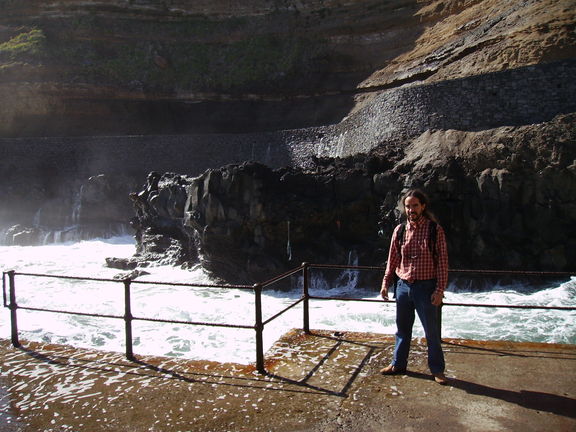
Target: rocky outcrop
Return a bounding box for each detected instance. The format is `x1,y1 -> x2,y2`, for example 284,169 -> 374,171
2,173 -> 135,246
126,114 -> 576,283
358,0 -> 576,90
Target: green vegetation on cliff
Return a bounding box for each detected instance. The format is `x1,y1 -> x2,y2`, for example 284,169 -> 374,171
34,14 -> 328,93
0,28 -> 46,63
64,34 -> 321,92
0,0 -> 572,137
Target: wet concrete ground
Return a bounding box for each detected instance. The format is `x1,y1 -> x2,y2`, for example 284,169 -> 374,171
0,331 -> 575,432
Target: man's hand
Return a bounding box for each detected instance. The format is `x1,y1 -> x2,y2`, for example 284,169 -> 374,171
380,286 -> 389,301
431,290 -> 443,306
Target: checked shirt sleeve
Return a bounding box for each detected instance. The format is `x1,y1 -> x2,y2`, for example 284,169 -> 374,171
435,224 -> 449,294
383,224 -> 402,290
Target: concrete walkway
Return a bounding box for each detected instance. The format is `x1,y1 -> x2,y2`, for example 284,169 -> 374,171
1,331 -> 575,432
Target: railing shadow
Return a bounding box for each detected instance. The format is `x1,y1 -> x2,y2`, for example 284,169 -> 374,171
129,358 -> 340,396
13,343 -> 347,398
265,331 -> 379,397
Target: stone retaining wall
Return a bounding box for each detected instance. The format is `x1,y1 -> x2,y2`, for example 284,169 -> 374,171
2,60 -> 574,178
316,59 -> 576,157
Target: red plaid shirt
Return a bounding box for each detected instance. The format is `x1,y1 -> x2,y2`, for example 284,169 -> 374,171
383,217 -> 449,293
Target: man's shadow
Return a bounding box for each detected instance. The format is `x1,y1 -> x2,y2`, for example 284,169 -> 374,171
408,371 -> 575,418
452,378 -> 576,418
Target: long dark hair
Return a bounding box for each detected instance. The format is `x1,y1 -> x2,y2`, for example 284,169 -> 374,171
402,189 -> 439,223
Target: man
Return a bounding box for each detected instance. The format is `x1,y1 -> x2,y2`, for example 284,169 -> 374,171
380,189 -> 449,385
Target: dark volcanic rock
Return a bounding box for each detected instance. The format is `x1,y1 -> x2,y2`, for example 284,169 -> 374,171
128,114 -> 576,283
78,174 -> 134,228
1,173 -> 136,246
112,269 -> 151,281
126,172 -> 200,268
4,225 -> 42,246
181,161 -> 386,283
128,161 -> 390,283
105,257 -> 138,271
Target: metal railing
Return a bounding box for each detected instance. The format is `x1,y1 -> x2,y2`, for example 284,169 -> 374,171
2,265 -> 575,374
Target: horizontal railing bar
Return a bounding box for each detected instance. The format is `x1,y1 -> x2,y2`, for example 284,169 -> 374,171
9,269 -> 574,287
309,265 -> 574,277
132,315 -> 253,329
262,298 -> 305,326
309,263 -> 385,271
259,265 -> 305,289
128,280 -> 254,290
13,272 -> 118,282
15,306 -> 253,328
308,295 -> 575,310
309,295 -> 389,303
443,302 -> 576,311
17,306 -> 122,320
447,269 -> 575,277
10,271 -> 253,290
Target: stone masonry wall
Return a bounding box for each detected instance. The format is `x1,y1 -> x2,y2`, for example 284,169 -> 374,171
2,59 -> 574,179
315,59 -> 576,157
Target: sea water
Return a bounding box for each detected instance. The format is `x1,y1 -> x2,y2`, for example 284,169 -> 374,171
1,237 -> 574,364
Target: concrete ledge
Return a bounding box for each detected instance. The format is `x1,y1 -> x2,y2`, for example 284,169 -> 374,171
1,331 -> 575,431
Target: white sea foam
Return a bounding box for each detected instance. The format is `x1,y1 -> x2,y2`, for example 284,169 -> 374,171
1,237 -> 574,364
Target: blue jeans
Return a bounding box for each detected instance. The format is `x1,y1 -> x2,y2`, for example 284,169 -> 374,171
392,279 -> 445,374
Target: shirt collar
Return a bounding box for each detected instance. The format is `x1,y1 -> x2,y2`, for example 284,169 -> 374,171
408,216 -> 428,229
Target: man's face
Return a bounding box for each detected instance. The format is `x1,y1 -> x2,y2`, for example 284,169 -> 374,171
404,196 -> 426,222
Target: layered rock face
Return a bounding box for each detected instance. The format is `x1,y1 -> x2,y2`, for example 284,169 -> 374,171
127,114 -> 576,283
0,0 -> 573,136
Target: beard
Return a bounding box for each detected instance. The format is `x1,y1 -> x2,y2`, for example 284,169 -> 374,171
407,212 -> 423,222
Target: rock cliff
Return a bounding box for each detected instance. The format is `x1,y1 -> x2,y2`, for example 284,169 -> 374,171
0,0 -> 574,136
126,113 -> 575,282
1,0 -> 575,281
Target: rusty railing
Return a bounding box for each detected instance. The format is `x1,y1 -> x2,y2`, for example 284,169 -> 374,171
2,265 -> 575,374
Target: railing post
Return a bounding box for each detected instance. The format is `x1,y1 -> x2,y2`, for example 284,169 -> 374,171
123,279 -> 135,361
2,271 -> 7,307
302,263 -> 310,334
253,283 -> 265,374
7,271 -> 20,347
438,303 -> 443,342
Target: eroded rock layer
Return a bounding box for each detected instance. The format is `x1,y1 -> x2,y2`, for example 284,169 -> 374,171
0,0 -> 574,136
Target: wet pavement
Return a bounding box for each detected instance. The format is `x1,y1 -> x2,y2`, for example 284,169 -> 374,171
0,330 -> 575,431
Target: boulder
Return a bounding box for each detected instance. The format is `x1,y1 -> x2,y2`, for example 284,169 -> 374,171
4,225 -> 42,246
